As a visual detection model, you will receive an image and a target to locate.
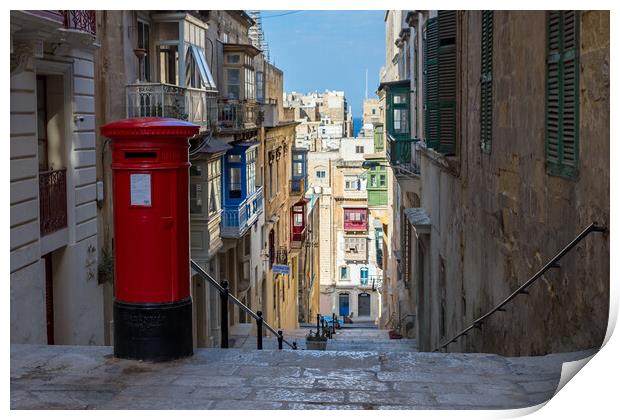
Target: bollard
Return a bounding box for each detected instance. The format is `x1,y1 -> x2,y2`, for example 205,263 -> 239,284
220,280 -> 229,349
293,341 -> 297,350
256,311 -> 264,350
277,330 -> 283,350
332,312 -> 336,334
316,313 -> 321,335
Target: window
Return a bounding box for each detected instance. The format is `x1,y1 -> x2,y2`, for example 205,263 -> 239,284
226,68 -> 240,99
207,159 -> 222,216
256,71 -> 264,102
316,170 -> 326,179
186,46 -> 216,90
355,145 -> 365,154
344,176 -> 360,191
229,167 -> 241,198
345,237 -> 366,254
190,182 -> 203,214
546,11 -> 580,179
379,174 -> 386,187
293,206 -> 304,227
246,148 -> 257,195
387,86 -> 410,141
480,11 -> 494,153
158,44 -> 179,85
269,159 -> 275,199
293,162 -> 303,177
137,21 -> 150,81
227,54 -> 240,64
340,266 -> 349,280
360,267 -> 369,285
245,67 -> 255,100
370,174 -> 377,187
424,11 -> 457,154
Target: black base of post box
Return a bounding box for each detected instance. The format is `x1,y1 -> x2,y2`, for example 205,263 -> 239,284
113,297 -> 193,362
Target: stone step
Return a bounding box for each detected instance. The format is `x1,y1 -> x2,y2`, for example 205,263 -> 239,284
11,344 -> 596,410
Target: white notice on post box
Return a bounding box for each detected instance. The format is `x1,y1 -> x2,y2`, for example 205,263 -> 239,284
130,173 -> 151,206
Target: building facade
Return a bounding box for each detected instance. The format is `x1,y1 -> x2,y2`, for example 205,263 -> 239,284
10,11 -> 103,345
382,10 -> 609,355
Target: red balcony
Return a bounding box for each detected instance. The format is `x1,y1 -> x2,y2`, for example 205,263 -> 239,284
61,10 -> 96,36
39,169 -> 68,236
343,208 -> 368,231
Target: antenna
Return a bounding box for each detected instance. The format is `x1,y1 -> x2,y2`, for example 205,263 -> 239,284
365,68 -> 368,100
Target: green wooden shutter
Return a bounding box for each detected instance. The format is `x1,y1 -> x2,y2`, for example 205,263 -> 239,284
546,11 -> 580,178
437,10 -> 457,155
424,12 -> 457,155
480,11 -> 493,153
424,17 -> 439,150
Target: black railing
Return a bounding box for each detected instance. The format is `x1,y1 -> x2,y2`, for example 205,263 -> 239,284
39,169 -> 68,236
61,10 -> 96,36
433,223 -> 607,352
191,260 -> 297,350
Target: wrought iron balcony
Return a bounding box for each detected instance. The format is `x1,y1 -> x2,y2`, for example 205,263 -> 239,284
220,187 -> 263,238
61,11 -> 96,36
217,99 -> 258,131
387,134 -> 421,177
370,275 -> 383,291
39,169 -> 67,236
126,83 -> 217,128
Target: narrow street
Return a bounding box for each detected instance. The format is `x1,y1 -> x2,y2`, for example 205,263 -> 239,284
11,342 -> 593,409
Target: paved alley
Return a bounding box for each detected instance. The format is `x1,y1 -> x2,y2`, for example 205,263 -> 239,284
11,344 -> 595,409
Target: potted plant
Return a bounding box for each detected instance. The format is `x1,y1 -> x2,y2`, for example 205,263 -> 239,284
305,329 -> 328,350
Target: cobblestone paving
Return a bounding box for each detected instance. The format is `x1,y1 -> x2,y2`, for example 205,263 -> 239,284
10,344 -> 595,410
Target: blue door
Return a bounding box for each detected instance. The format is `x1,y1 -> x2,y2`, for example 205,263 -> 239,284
339,293 -> 349,317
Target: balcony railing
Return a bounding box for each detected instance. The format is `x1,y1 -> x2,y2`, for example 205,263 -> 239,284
370,275 -> 383,291
126,83 -> 217,128
217,100 -> 258,131
290,178 -> 305,195
61,11 -> 96,36
387,134 -> 421,177
39,169 -> 67,236
220,187 -> 263,238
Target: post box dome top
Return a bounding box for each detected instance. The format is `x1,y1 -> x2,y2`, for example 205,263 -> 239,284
101,117 -> 200,138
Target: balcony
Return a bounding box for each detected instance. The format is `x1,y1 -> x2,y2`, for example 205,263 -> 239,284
387,134 -> 421,178
220,187 -> 263,238
39,169 -> 67,236
126,83 -> 217,128
291,229 -> 306,245
61,10 -> 96,36
343,209 -> 368,232
369,275 -> 383,290
290,178 -> 305,195
217,100 -> 258,131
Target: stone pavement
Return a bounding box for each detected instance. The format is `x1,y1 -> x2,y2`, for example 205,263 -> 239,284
10,343 -> 595,410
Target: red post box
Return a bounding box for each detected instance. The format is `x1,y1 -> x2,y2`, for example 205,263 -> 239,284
101,117 -> 199,361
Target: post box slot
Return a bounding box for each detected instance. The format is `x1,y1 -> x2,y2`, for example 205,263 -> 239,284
125,151 -> 157,159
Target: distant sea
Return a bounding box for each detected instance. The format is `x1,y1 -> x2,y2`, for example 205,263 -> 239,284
353,117 -> 363,138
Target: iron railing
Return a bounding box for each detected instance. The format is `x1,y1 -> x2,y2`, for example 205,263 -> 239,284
387,134 -> 421,177
39,169 -> 68,236
217,100 -> 258,131
61,10 -> 96,36
191,260 -> 297,350
433,223 -> 608,352
126,83 -> 217,128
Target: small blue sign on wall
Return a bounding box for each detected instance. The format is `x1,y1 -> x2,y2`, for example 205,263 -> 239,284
272,265 -> 290,275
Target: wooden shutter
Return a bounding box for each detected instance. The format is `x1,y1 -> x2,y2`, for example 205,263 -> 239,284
546,11 -> 580,178
424,12 -> 457,155
424,17 -> 439,150
437,10 -> 457,155
480,11 -> 493,153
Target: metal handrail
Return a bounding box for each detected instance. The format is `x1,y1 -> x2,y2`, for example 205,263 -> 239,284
433,223 -> 607,352
190,259 -> 297,350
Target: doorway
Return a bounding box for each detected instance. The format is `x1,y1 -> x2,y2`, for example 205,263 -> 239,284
358,293 -> 371,317
339,293 -> 349,317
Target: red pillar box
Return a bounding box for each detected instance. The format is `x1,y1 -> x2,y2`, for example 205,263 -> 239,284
101,117 -> 199,361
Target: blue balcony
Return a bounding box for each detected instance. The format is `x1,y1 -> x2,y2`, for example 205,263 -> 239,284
291,148 -> 308,197
221,142 -> 262,238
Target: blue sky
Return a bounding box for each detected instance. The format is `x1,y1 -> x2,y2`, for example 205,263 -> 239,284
260,10 -> 385,118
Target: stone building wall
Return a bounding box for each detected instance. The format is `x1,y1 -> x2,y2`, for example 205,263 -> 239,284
417,11 -> 609,356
